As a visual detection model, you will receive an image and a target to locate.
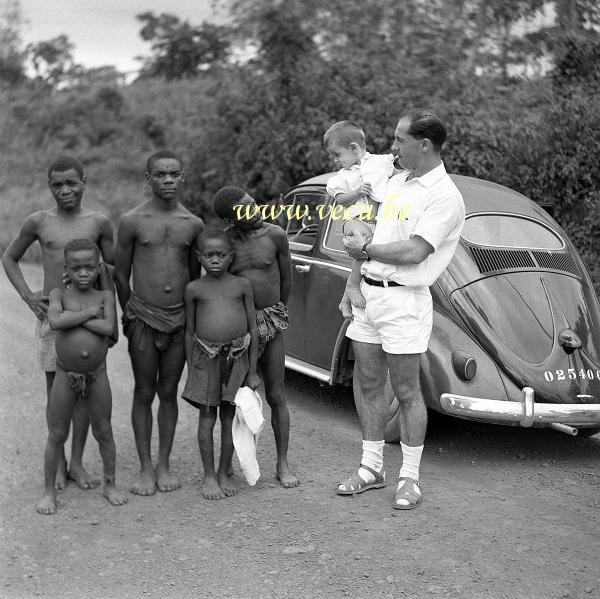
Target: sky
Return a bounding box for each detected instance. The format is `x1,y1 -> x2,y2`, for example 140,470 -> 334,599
19,0 -> 222,74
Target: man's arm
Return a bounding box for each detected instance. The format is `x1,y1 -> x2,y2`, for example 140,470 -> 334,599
114,215 -> 135,311
80,291 -> 116,337
2,213 -> 48,320
272,226 -> 292,304
241,279 -> 260,390
47,288 -> 102,330
184,284 -> 196,370
188,218 -> 204,281
97,214 -> 115,265
344,235 -> 433,265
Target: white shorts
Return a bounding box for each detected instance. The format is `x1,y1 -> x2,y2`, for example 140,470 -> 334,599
346,280 -> 432,354
35,318 -> 57,372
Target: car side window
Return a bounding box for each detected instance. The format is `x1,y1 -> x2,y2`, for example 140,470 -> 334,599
286,191 -> 323,246
322,199 -> 345,252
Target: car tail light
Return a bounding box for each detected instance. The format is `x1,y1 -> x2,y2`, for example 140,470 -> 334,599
452,350 -> 477,381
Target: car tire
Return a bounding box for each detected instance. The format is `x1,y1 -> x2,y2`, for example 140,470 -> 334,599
352,368 -> 401,443
578,427 -> 600,438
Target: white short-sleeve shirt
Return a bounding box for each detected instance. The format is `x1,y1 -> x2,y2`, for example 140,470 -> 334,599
326,152 -> 395,209
362,162 -> 465,287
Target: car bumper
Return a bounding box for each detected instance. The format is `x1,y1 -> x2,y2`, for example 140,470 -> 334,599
440,387 -> 600,431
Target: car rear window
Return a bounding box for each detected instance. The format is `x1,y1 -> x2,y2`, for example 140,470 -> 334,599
462,214 -> 564,249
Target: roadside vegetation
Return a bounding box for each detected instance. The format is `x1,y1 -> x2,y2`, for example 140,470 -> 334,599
1,0 -> 600,290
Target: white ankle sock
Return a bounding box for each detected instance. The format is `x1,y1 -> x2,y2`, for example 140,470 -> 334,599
399,442 -> 423,481
358,439 -> 385,482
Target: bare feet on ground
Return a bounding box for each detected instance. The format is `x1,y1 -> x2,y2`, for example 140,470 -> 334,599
276,463 -> 299,488
218,473 -> 238,497
68,462 -> 101,490
103,484 -> 129,506
202,475 -> 226,500
130,466 -> 157,496
36,492 -> 57,515
155,465 -> 181,492
55,460 -> 68,490
347,286 -> 366,310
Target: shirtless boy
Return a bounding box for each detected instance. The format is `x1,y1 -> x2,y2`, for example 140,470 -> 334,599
115,150 -> 204,495
182,230 -> 260,499
2,156 -> 114,490
38,239 -> 127,514
213,186 -> 298,488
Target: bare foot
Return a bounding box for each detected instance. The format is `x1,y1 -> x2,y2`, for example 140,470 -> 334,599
347,286 -> 366,310
36,492 -> 57,515
55,461 -> 68,491
68,462 -> 101,490
155,465 -> 181,493
130,466 -> 156,496
276,463 -> 299,488
202,475 -> 226,500
218,473 -> 238,497
103,484 -> 129,506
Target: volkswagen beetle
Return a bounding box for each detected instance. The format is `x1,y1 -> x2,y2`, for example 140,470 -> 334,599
281,173 -> 600,441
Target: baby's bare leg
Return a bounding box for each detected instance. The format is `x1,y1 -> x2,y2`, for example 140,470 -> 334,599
68,401 -> 99,489
38,371 -> 75,515
346,259 -> 366,309
197,407 -> 225,499
155,342 -> 185,492
217,402 -> 237,497
86,371 -> 127,507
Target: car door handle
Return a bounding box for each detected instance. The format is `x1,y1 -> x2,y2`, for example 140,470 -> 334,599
294,264 -> 311,273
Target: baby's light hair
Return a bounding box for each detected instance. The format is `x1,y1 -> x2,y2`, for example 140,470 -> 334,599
323,121 -> 366,150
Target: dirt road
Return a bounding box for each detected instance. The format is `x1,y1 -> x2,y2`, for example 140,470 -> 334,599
1,265 -> 599,599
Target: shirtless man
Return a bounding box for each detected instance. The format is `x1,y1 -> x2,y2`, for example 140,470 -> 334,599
115,150 -> 204,496
2,155 -> 114,490
213,186 -> 299,488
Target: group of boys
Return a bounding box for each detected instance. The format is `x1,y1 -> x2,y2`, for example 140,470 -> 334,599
3,151 -> 298,515
4,109 -> 463,515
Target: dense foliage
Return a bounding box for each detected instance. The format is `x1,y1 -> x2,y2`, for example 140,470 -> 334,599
1,0 -> 600,290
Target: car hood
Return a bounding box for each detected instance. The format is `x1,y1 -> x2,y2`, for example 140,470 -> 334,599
450,272 -> 600,403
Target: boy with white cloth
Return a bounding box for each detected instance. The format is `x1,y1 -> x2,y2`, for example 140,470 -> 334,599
323,121 -> 395,309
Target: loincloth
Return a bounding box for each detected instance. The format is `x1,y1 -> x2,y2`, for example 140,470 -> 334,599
182,333 -> 250,408
256,301 -> 289,354
35,317 -> 57,372
123,292 -> 185,352
56,360 -> 105,399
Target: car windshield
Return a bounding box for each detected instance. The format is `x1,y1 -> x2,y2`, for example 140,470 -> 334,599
462,214 -> 564,250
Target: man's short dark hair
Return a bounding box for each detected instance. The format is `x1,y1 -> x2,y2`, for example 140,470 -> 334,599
323,121 -> 366,149
213,186 -> 247,219
47,156 -> 85,180
64,238 -> 100,261
403,109 -> 447,151
146,150 -> 183,172
196,228 -> 233,251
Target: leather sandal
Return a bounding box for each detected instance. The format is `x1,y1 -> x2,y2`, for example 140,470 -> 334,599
393,476 -> 422,510
336,464 -> 386,495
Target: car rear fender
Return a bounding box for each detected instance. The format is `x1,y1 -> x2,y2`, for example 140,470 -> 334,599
330,318 -> 353,385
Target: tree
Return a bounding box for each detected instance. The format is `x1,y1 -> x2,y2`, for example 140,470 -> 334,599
26,34 -> 76,87
0,0 -> 25,84
137,12 -> 230,79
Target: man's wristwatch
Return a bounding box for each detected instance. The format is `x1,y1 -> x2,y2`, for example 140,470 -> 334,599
360,242 -> 370,260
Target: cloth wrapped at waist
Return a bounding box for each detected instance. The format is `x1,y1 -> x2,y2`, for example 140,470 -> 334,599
123,292 -> 185,351
182,333 -> 251,407
256,301 -> 289,347
56,360 -> 104,399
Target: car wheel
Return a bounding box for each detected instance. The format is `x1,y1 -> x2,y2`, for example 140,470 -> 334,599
578,427 -> 600,438
352,368 -> 400,443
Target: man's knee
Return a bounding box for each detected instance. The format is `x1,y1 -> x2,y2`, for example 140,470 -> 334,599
134,384 -> 156,405
48,425 -> 70,446
156,381 -> 178,403
265,382 -> 285,407
90,419 -> 113,443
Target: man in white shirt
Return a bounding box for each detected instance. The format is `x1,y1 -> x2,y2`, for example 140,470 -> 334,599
337,109 -> 465,510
